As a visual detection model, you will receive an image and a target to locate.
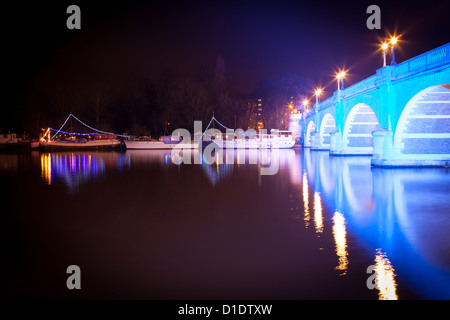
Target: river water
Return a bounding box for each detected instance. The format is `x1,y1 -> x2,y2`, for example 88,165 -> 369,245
2,148 -> 449,299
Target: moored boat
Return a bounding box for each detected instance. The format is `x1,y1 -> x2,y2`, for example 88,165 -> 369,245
39,133 -> 122,151
30,140 -> 40,149
0,133 -> 33,151
212,129 -> 295,149
124,136 -> 199,150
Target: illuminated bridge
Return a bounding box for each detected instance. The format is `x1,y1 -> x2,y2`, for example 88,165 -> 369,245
302,42 -> 450,167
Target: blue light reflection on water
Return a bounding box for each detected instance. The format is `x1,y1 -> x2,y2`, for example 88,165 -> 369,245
302,149 -> 450,299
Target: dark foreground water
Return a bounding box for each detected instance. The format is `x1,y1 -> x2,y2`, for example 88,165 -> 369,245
1,149 -> 449,299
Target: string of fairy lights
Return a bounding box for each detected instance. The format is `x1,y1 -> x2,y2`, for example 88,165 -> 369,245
47,113 -> 130,140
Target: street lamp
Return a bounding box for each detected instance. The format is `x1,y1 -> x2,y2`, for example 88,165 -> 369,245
336,73 -> 341,91
381,42 -> 388,67
390,37 -> 398,65
315,89 -> 322,104
302,99 -> 309,108
302,99 -> 309,115
340,71 -> 346,89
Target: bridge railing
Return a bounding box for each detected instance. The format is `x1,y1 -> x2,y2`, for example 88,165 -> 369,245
396,42 -> 450,78
316,94 -> 336,111
343,74 -> 377,98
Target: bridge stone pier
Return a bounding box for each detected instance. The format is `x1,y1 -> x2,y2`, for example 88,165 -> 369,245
302,43 -> 450,167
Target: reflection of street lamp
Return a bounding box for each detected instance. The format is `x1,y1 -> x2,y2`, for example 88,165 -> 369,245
381,42 -> 388,67
390,37 -> 398,65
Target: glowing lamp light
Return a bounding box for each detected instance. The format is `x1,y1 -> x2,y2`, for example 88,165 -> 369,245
339,71 -> 346,89
303,99 -> 309,106
336,73 -> 343,90
390,36 -> 399,65
315,88 -> 323,104
381,42 -> 389,67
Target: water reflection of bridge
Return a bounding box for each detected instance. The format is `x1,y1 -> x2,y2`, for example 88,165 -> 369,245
302,149 -> 450,299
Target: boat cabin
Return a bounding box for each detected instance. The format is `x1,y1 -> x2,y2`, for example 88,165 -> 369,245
95,134 -> 116,140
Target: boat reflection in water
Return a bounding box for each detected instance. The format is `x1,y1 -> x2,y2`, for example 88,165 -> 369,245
40,152 -> 130,192
196,149 -> 297,186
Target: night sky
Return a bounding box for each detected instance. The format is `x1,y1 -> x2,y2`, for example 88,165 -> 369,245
3,0 -> 449,130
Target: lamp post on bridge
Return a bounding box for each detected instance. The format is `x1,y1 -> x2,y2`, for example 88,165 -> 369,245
315,88 -> 322,105
382,42 -> 388,67
302,99 -> 309,115
340,71 -> 346,90
390,37 -> 398,65
336,73 -> 341,91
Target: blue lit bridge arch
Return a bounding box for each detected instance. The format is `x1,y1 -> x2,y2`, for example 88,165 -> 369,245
302,42 -> 450,166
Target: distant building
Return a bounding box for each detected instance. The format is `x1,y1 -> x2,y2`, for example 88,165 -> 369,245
248,98 -> 264,130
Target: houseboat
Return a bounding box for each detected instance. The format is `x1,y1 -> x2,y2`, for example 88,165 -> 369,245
39,132 -> 122,151
212,129 -> 295,149
124,136 -> 199,150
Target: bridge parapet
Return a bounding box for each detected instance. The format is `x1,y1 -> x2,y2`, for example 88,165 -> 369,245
343,74 -> 377,98
315,94 -> 336,112
395,42 -> 449,79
